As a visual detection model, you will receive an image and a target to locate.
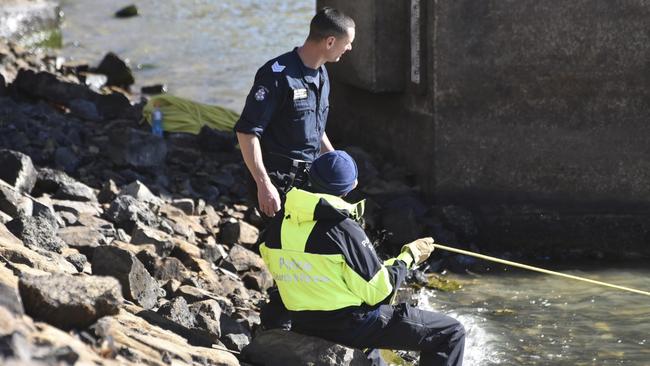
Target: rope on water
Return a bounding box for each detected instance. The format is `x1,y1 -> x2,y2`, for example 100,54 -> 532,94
432,243 -> 650,297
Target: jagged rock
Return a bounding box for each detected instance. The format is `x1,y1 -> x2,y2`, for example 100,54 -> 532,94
141,84 -> 167,95
157,296 -> 194,328
94,92 -> 133,119
242,270 -> 273,292
227,244 -> 265,272
105,194 -> 159,232
18,274 -> 122,330
97,179 -> 119,204
6,215 -> 66,253
189,299 -> 221,340
0,179 -> 33,217
11,69 -> 95,106
201,242 -> 226,263
131,223 -> 176,257
171,198 -> 194,215
220,218 -> 259,246
57,225 -> 106,257
162,279 -> 181,297
174,285 -> 218,303
121,180 -> 163,207
93,310 -> 239,365
76,213 -> 116,237
0,236 -> 77,275
243,329 -> 371,366
91,246 -> 159,309
0,264 -> 24,314
0,149 -> 37,194
108,127 -> 167,168
223,333 -> 249,352
34,168 -> 96,202
0,307 -> 117,365
95,52 -> 134,88
154,257 -> 192,283
58,210 -> 78,226
161,204 -> 208,237
64,251 -> 87,272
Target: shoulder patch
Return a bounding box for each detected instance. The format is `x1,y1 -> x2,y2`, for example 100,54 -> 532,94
271,61 -> 286,73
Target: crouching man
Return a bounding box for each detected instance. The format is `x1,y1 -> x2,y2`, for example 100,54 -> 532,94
259,150 -> 465,366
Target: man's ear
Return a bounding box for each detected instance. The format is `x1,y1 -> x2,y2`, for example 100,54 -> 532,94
326,36 -> 336,49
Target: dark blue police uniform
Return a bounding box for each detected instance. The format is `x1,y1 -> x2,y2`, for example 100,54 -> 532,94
235,48 -> 330,191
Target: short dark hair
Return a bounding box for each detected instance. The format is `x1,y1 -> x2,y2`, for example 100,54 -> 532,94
307,7 -> 355,41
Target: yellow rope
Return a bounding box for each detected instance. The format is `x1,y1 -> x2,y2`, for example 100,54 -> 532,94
432,243 -> 650,297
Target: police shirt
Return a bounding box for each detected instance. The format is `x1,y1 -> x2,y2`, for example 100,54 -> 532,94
234,48 -> 330,171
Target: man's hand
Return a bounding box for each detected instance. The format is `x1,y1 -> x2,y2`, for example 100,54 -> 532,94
401,237 -> 435,265
257,179 -> 281,217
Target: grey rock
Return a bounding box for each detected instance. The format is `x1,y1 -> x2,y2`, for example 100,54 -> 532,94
91,246 -> 159,309
54,146 -> 80,173
18,274 -> 122,330
154,257 -> 192,283
241,270 -> 273,292
0,180 -> 33,217
157,296 -> 194,328
97,179 -> 119,204
0,149 -> 37,194
95,52 -> 134,88
121,180 -> 163,207
105,194 -> 159,232
76,214 -> 116,237
51,199 -> 101,216
222,333 -> 249,352
58,226 -> 106,257
0,265 -> 23,315
131,223 -> 175,257
108,127 -> 167,168
6,215 -> 66,253
64,252 -> 87,272
34,168 -> 96,202
242,329 -> 371,366
220,218 -> 259,246
189,299 -> 221,340
58,210 -> 78,226
227,244 -> 265,272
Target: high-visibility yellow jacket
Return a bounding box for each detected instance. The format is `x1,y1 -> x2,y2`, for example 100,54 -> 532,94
259,188 -> 414,320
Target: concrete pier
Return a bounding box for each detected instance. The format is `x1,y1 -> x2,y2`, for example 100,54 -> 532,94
319,0 -> 650,255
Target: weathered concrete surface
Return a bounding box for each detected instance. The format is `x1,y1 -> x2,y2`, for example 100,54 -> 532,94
319,0 -> 650,255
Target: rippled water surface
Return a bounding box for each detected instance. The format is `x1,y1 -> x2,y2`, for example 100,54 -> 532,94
421,267 -> 650,365
59,0 -> 314,111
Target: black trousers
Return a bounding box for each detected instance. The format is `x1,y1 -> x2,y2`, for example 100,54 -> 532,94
294,304 -> 465,366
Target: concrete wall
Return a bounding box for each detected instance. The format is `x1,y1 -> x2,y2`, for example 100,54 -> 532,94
318,0 -> 650,254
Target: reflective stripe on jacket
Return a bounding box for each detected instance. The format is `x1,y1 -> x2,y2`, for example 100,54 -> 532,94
259,188 -> 414,312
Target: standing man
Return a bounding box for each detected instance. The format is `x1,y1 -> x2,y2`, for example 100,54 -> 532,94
235,7 -> 355,218
260,151 -> 466,366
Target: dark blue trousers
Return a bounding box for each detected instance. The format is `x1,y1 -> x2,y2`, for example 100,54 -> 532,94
293,303 -> 465,366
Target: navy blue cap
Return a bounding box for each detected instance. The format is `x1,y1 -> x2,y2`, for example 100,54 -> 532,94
309,150 -> 358,196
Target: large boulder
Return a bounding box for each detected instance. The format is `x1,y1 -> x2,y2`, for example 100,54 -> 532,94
91,246 -> 159,309
0,149 -> 37,194
107,127 -> 167,168
18,274 -> 122,330
243,329 -> 371,366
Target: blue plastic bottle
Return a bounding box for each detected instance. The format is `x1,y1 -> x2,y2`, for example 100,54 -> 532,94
151,105 -> 163,137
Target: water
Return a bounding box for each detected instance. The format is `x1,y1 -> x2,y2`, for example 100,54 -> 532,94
420,268 -> 650,365
58,0 -> 314,111
55,2 -> 650,365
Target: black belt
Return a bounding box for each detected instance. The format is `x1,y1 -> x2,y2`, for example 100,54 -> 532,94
264,152 -> 312,193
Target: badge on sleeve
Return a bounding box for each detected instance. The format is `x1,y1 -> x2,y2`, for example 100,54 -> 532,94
254,86 -> 269,101
293,88 -> 308,100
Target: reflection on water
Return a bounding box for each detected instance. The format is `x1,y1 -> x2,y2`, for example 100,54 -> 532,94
420,268 -> 650,365
59,0 -> 314,111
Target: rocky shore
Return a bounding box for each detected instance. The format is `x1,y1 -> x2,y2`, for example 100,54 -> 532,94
0,36 -> 470,365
